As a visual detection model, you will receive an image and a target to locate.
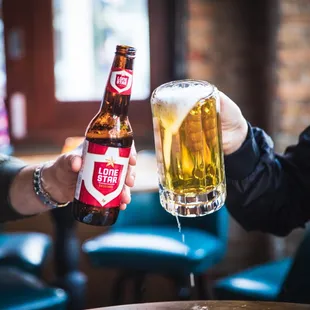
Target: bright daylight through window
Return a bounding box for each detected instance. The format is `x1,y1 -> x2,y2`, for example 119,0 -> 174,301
53,0 -> 150,102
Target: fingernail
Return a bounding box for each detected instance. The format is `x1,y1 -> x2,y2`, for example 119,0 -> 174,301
130,172 -> 136,183
70,155 -> 78,164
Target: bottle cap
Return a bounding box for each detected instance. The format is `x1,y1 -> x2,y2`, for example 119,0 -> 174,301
116,45 -> 136,58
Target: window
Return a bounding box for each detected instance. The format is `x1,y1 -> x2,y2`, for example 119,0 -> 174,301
3,0 -> 177,149
53,0 -> 150,101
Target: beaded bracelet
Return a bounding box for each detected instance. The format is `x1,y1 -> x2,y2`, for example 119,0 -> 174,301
33,164 -> 70,209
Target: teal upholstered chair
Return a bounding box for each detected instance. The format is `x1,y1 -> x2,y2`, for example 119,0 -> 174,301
0,139 -> 52,277
0,267 -> 67,310
213,258 -> 292,301
213,226 -> 310,304
83,190 -> 229,304
0,206 -> 85,310
0,142 -> 86,309
0,232 -> 51,276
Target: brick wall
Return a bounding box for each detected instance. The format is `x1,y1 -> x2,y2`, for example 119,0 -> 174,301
274,0 -> 310,258
187,0 -> 214,82
276,0 -> 310,152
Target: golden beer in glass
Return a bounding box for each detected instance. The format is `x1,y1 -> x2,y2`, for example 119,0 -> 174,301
151,80 -> 226,217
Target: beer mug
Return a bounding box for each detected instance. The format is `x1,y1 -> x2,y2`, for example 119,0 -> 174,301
150,80 -> 226,217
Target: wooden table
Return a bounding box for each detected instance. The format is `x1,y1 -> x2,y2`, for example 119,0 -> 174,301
91,300 -> 310,310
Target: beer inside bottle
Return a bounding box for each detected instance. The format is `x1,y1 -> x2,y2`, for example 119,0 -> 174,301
72,45 -> 136,226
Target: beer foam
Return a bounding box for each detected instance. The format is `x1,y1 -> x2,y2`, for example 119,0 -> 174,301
152,81 -> 213,170
153,82 -> 213,133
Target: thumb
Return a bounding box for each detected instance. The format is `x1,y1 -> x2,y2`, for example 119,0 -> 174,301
219,91 -> 245,129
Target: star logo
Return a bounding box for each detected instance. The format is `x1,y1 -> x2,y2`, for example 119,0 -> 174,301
106,157 -> 115,168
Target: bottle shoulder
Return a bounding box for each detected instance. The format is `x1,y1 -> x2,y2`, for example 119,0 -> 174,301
86,112 -> 133,140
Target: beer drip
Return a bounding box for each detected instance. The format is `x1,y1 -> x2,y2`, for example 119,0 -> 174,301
175,215 -> 186,252
175,214 -> 182,233
175,215 -> 195,288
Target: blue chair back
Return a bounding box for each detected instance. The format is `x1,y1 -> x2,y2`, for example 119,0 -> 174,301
278,226 -> 310,303
114,190 -> 229,243
114,191 -> 178,227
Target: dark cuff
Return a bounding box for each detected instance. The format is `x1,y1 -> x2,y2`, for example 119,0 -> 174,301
0,158 -> 28,223
224,123 -> 260,180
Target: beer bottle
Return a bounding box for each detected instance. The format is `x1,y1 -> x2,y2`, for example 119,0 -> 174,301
72,45 -> 136,226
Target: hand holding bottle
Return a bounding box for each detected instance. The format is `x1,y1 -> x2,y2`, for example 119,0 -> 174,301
9,143 -> 137,217
41,143 -> 136,210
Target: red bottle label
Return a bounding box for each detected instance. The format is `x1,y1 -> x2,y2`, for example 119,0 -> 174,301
75,141 -> 131,208
107,68 -> 133,95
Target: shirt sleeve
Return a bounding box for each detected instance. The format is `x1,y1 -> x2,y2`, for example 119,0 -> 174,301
224,124 -> 310,236
0,154 -> 28,223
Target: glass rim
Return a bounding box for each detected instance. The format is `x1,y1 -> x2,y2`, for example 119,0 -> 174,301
151,79 -> 216,101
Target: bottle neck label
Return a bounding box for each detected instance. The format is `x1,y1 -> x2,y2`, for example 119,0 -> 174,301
107,68 -> 133,95
75,140 -> 131,208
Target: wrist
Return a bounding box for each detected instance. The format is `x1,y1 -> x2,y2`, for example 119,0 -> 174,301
40,161 -> 56,197
36,162 -> 69,207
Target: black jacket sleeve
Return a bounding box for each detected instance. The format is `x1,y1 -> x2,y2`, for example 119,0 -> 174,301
224,124 -> 310,237
0,154 -> 28,223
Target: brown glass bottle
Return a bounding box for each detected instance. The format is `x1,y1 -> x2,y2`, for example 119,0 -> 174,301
72,45 -> 136,226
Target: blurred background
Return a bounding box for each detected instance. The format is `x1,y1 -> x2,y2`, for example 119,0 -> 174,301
0,0 -> 310,309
